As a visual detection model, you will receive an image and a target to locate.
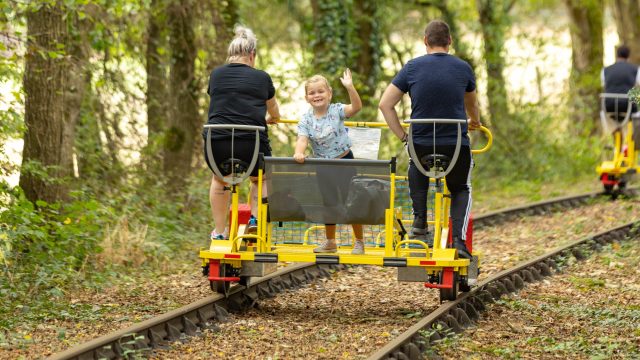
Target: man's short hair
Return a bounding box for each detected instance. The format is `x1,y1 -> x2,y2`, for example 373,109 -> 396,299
616,45 -> 630,59
424,20 -> 451,48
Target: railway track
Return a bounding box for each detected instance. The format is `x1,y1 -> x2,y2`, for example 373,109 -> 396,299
368,220 -> 640,360
47,189 -> 629,360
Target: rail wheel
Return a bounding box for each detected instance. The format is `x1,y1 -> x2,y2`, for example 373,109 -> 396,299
604,184 -> 614,194
209,263 -> 240,295
438,269 -> 458,302
459,278 -> 471,293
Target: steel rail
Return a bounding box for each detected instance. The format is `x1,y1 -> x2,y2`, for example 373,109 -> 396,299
47,263 -> 344,360
368,220 -> 640,360
47,189 -> 628,360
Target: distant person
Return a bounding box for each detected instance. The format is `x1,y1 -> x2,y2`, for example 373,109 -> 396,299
293,69 -> 366,254
602,45 -> 640,118
204,26 -> 281,241
379,19 -> 481,259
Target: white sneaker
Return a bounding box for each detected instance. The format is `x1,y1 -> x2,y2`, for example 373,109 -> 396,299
351,240 -> 365,255
314,239 -> 337,253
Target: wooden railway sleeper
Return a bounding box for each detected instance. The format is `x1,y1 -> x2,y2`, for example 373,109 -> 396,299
459,300 -> 480,321
465,296 -> 485,314
401,342 -> 421,360
511,273 -> 525,290
453,307 -> 472,327
444,314 -> 463,334
410,334 -> 429,352
182,315 -> 199,336
536,261 -> 552,276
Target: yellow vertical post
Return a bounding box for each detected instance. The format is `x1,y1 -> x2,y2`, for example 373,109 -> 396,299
614,131 -> 622,166
229,188 -> 239,244
385,170 -> 397,257
262,203 -> 269,252
626,121 -> 636,167
257,168 -> 264,252
433,191 -> 442,250
442,180 -> 450,235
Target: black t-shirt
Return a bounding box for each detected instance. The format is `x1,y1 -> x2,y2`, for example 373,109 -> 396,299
392,53 -> 475,146
603,61 -> 638,114
205,63 -> 275,144
604,61 -> 638,94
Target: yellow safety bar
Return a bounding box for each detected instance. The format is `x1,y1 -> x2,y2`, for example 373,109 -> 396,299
471,126 -> 492,154
277,119 -> 492,154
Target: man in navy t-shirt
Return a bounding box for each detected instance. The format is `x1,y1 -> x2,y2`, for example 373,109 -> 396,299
379,19 -> 481,259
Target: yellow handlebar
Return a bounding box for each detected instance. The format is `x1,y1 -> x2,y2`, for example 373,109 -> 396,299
276,119 -> 492,154
471,126 -> 492,154
278,119 -> 390,128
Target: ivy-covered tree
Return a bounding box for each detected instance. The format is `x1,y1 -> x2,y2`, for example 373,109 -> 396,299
146,0 -> 169,142
308,0 -> 381,120
476,0 -> 513,132
20,1 -> 71,203
353,0 -> 382,120
163,0 -> 200,193
564,0 -> 604,131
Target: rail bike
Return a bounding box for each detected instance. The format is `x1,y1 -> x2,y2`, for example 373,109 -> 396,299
199,120 -> 492,302
596,93 -> 640,194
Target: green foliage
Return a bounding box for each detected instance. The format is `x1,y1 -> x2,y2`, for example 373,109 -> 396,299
474,101 -> 600,196
629,86 -> 640,105
0,165 -> 211,330
0,182 -> 109,328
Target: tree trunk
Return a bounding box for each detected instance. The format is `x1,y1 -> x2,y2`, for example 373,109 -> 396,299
477,0 -> 512,131
163,0 -> 199,192
611,0 -> 640,64
353,0 -> 381,120
208,0 -> 238,70
20,2 -> 70,203
564,0 -> 604,131
146,0 -> 169,141
64,6 -> 94,181
309,0 -> 354,101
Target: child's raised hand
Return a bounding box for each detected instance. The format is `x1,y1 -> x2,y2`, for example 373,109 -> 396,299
340,68 -> 353,88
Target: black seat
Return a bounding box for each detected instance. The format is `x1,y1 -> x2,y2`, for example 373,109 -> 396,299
218,158 -> 250,175
419,154 -> 451,173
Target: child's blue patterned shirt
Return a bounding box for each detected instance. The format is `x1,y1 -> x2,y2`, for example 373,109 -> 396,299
297,103 -> 351,159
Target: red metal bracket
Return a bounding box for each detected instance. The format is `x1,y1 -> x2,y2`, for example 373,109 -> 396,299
424,267 -> 454,289
600,173 -> 618,186
208,259 -> 240,282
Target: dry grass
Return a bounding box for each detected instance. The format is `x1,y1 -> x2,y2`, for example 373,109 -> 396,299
95,217 -> 149,270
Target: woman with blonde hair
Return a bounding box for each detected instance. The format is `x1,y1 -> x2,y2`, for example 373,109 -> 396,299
203,25 -> 281,240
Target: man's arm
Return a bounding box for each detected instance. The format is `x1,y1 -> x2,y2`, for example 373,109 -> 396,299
464,90 -> 481,130
266,97 -> 281,124
378,84 -> 406,140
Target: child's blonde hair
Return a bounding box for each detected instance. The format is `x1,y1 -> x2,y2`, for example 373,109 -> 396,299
304,75 -> 332,94
227,25 -> 257,63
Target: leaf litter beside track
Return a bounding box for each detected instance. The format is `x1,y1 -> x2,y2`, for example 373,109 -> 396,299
434,237 -> 640,359
2,196 -> 640,359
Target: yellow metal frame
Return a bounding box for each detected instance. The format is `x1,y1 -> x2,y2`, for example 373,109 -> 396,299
596,119 -> 639,181
200,121 -> 492,279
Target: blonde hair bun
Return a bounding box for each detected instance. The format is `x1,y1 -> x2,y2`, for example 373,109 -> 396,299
227,25 -> 257,62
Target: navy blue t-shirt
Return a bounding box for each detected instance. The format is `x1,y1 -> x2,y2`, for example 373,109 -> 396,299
205,63 -> 275,145
392,53 -> 475,146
